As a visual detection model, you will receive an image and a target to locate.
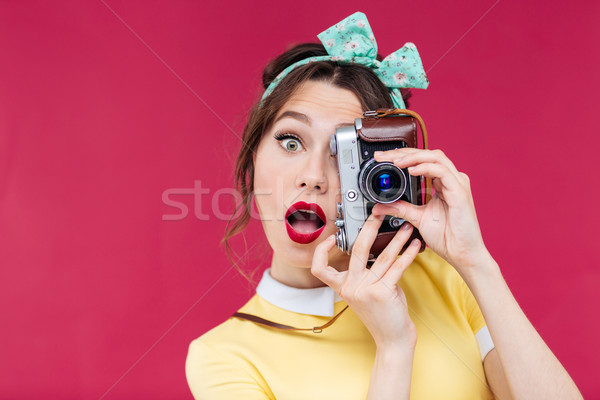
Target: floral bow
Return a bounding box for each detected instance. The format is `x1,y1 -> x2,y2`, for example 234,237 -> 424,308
261,11 -> 429,108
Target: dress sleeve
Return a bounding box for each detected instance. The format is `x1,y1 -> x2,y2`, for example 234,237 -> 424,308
459,278 -> 495,362
185,339 -> 273,400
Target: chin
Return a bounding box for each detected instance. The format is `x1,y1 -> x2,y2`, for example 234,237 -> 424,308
271,244 -> 315,269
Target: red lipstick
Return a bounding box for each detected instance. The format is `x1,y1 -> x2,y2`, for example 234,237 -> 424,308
285,201 -> 326,244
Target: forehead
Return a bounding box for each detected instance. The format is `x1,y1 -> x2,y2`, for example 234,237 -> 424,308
275,80 -> 363,124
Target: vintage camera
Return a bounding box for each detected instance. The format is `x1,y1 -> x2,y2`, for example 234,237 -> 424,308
330,109 -> 427,259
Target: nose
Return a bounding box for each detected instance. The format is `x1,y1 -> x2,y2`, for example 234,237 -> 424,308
295,151 -> 329,193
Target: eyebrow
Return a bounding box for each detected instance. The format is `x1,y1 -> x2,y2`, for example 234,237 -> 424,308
274,110 -> 356,129
275,111 -> 311,126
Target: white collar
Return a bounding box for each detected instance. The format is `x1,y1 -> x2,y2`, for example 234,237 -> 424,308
256,268 -> 343,317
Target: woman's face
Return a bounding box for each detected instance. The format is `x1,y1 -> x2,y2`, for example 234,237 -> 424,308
253,80 -> 363,272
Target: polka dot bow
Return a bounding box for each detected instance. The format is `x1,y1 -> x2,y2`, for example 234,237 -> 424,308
261,11 -> 429,108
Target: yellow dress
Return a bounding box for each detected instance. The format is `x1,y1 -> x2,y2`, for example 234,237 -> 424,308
186,248 -> 495,399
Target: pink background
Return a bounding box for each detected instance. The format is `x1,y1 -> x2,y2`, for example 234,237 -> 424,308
1,1 -> 599,398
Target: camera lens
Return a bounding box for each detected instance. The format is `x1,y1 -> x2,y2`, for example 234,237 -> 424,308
359,160 -> 407,203
375,172 -> 394,193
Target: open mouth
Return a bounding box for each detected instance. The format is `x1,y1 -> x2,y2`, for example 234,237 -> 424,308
285,201 -> 326,244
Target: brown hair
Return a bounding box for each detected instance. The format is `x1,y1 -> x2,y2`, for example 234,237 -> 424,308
222,43 -> 412,280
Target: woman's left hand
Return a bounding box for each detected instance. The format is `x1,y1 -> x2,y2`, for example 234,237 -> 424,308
372,148 -> 491,274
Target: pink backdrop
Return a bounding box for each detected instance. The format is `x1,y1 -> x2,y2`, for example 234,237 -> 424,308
1,1 -> 599,398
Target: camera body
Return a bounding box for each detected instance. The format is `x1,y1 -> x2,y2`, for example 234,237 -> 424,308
330,111 -> 426,259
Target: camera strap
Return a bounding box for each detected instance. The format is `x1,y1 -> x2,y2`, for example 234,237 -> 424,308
232,305 -> 349,334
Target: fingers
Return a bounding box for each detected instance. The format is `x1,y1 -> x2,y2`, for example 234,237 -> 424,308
368,222 -> 414,278
372,200 -> 424,227
380,237 -> 421,288
374,148 -> 460,175
347,213 -> 385,278
406,162 -> 464,197
374,148 -> 468,205
310,235 -> 344,290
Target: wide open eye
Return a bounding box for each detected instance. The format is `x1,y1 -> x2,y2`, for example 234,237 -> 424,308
274,133 -> 304,152
282,138 -> 302,152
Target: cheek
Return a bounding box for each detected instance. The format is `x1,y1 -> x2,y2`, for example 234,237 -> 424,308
253,154 -> 287,218
253,143 -> 272,191
254,153 -> 279,194
252,162 -> 270,216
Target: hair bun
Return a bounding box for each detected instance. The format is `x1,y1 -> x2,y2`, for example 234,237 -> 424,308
262,43 -> 328,89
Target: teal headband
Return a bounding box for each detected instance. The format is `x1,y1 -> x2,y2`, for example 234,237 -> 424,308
261,12 -> 429,109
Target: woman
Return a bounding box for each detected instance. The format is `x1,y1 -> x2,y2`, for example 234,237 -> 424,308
185,12 -> 582,399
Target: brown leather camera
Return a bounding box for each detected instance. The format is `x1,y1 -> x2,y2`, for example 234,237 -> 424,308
329,108 -> 431,261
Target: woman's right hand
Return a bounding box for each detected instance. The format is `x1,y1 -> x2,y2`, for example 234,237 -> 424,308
311,213 -> 421,349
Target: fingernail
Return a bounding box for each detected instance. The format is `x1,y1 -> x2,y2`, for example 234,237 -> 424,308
374,151 -> 382,157
401,223 -> 412,230
411,239 -> 421,247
